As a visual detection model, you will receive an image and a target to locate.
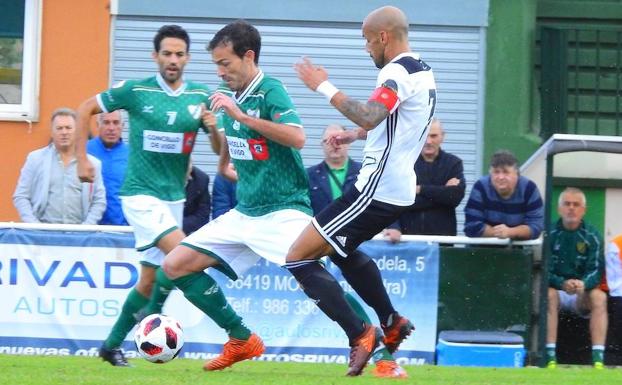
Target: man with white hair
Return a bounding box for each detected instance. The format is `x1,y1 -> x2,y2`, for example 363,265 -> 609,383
87,110 -> 129,225
546,187 -> 607,369
13,107 -> 106,224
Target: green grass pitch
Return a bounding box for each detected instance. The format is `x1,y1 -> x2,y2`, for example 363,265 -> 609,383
2,355 -> 622,385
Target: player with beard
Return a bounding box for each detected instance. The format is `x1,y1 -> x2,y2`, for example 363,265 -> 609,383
76,24 -> 224,366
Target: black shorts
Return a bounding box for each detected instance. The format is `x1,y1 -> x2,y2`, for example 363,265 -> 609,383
312,186 -> 406,257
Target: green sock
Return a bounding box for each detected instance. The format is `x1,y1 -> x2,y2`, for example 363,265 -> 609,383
173,272 -> 250,340
592,346 -> 604,364
344,292 -> 394,363
143,268 -> 175,315
104,288 -> 149,349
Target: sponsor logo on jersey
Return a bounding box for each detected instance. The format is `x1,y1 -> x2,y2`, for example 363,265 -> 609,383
142,105 -> 154,114
182,132 -> 197,154
226,135 -> 270,161
143,130 -> 195,154
336,236 -> 347,247
248,137 -> 269,161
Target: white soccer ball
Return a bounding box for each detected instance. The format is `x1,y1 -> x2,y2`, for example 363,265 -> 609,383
134,314 -> 184,363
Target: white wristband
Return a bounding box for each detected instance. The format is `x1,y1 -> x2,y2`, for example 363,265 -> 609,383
316,80 -> 339,102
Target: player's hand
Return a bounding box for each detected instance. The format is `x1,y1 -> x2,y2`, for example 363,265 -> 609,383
294,57 -> 328,91
210,92 -> 243,121
77,157 -> 95,183
222,163 -> 238,182
201,103 -> 218,130
325,129 -> 358,146
446,177 -> 461,186
383,228 -> 402,243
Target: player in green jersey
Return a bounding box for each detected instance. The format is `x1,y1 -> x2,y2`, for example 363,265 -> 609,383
161,19 -> 313,372
75,25 -> 228,367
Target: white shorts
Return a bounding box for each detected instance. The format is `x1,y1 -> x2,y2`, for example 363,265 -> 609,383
121,195 -> 184,265
182,208 -> 312,280
558,290 -> 591,318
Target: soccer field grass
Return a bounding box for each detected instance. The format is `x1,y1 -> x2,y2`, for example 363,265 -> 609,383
2,356 -> 621,385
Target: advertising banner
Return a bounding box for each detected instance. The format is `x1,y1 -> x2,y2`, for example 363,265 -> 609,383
0,228 -> 438,364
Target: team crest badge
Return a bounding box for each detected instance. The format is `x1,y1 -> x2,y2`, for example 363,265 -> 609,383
187,105 -> 202,119
246,109 -> 260,118
233,120 -> 241,131
576,242 -> 587,254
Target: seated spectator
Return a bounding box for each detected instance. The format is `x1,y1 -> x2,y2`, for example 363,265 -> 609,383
546,187 -> 607,369
383,118 -> 465,241
183,161 -> 211,234
212,173 -> 237,220
307,124 -> 360,215
464,149 -> 543,239
13,107 -> 106,224
87,110 -> 129,225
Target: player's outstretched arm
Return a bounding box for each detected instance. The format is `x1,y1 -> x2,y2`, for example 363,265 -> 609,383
294,56 -> 389,130
76,96 -> 102,182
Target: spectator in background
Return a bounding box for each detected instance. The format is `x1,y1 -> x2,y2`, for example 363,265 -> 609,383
13,107 -> 106,224
307,124 -> 361,215
183,161 -> 211,234
546,187 -> 607,369
211,173 -> 237,220
601,232 -> 622,365
383,118 -> 465,241
464,149 -> 543,239
87,110 -> 129,225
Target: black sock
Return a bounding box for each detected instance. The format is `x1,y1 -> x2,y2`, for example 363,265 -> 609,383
285,260 -> 365,342
330,249 -> 395,325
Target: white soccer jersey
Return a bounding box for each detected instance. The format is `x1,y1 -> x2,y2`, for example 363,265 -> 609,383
354,52 -> 437,206
606,241 -> 622,296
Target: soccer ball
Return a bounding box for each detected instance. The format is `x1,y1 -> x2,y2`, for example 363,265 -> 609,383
134,314 -> 184,363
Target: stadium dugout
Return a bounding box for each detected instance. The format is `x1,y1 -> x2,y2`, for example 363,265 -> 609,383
521,133 -> 622,366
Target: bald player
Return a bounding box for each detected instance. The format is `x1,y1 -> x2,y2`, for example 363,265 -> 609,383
289,6 -> 437,376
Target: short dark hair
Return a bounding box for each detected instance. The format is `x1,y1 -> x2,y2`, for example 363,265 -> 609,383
154,25 -> 190,52
490,149 -> 518,169
207,20 -> 261,64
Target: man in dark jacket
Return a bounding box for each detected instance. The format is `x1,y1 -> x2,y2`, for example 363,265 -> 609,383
306,124 -> 361,215
384,118 -> 465,240
183,163 -> 211,235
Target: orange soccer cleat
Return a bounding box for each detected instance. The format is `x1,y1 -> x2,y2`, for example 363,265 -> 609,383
381,313 -> 415,354
203,333 -> 265,371
373,360 -> 408,379
346,324 -> 383,376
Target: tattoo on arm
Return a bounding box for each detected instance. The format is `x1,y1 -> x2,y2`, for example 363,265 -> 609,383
335,98 -> 388,129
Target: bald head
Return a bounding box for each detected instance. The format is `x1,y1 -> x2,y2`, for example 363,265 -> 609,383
363,6 -> 409,42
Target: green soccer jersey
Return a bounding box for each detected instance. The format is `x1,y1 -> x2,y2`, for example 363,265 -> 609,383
98,74 -> 210,201
219,70 -> 311,217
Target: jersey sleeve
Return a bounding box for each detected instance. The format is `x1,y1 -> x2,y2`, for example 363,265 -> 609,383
264,81 -> 302,127
96,80 -> 135,113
